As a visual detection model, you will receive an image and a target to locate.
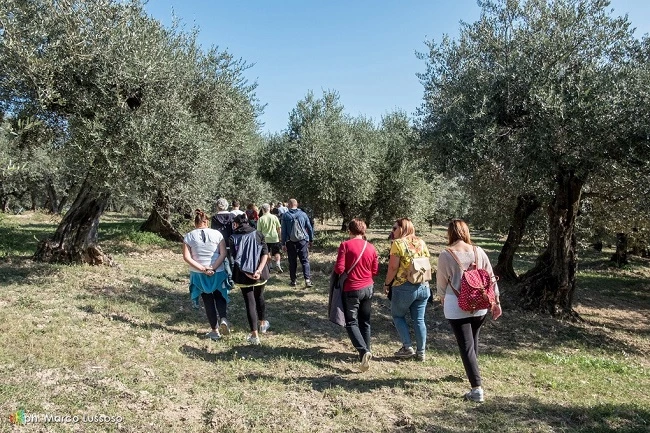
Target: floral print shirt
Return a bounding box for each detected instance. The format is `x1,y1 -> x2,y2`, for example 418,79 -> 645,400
389,236 -> 430,287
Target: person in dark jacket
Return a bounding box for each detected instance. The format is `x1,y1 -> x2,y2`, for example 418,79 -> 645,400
281,198 -> 315,288
211,198 -> 236,285
229,213 -> 271,345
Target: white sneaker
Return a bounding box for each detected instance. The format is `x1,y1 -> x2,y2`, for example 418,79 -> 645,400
360,351 -> 372,372
464,387 -> 484,403
259,320 -> 270,334
219,318 -> 231,336
204,330 -> 221,341
247,334 -> 261,345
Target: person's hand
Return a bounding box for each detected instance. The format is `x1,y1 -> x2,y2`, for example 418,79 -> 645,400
203,267 -> 214,276
308,241 -> 313,249
491,303 -> 502,320
282,245 -> 287,252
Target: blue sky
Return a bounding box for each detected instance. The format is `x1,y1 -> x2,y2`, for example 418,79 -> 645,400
145,0 -> 650,134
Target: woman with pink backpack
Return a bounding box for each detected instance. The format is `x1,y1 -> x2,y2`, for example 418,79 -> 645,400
436,219 -> 502,403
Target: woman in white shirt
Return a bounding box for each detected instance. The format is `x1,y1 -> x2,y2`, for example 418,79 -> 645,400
183,209 -> 230,340
436,219 -> 502,403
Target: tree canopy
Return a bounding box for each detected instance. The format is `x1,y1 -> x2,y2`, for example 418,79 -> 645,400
417,0 -> 650,316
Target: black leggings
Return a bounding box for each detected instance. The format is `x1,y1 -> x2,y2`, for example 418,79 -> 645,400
448,315 -> 487,388
241,284 -> 266,332
201,291 -> 228,330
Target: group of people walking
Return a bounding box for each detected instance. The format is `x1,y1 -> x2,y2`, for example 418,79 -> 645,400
183,201 -> 501,402
183,198 -> 314,345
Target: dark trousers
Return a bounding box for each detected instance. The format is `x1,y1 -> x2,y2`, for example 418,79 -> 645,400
241,284 -> 266,332
448,315 -> 487,388
286,240 -> 311,281
342,286 -> 373,360
201,291 -> 228,330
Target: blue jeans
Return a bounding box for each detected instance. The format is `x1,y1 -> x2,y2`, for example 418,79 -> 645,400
391,282 -> 430,353
286,240 -> 311,281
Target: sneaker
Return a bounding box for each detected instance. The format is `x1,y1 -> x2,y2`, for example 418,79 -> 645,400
259,320 -> 270,334
464,387 -> 484,403
275,264 -> 283,273
416,351 -> 426,362
247,334 -> 261,345
394,346 -> 416,358
360,351 -> 372,372
218,318 -> 231,336
305,279 -> 314,288
289,280 -> 297,287
204,330 -> 221,341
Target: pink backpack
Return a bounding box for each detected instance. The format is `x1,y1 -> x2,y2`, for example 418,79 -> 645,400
446,246 -> 497,312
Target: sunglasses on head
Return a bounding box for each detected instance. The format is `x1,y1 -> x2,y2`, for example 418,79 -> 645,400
392,225 -> 399,231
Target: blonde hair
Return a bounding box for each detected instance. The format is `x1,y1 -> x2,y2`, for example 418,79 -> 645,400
447,218 -> 472,245
393,217 -> 415,239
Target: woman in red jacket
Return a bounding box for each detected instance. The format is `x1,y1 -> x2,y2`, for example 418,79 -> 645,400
334,218 -> 379,372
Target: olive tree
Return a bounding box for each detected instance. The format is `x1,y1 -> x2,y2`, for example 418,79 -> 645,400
418,0 -> 650,317
0,0 -> 261,262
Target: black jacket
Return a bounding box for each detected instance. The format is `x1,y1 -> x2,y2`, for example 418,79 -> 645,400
228,225 -> 270,285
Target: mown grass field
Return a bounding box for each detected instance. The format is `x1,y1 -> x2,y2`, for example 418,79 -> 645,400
1,212 -> 649,432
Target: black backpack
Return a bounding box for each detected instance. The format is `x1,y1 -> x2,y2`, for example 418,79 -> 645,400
211,213 -> 234,244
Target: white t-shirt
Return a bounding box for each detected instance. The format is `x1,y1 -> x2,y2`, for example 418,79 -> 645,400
183,228 -> 224,272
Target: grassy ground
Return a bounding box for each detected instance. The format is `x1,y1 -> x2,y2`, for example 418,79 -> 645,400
0,212 -> 648,432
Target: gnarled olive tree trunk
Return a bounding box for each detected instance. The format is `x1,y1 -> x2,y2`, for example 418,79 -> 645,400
140,191 -> 184,242
494,194 -> 540,282
34,179 -> 113,265
518,171 -> 584,319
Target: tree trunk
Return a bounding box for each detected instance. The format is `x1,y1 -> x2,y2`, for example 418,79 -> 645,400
140,191 -> 184,242
45,178 -> 60,214
518,170 -> 584,319
494,194 -> 540,282
1,196 -> 9,212
34,179 -> 113,265
610,232 -> 628,266
339,200 -> 353,232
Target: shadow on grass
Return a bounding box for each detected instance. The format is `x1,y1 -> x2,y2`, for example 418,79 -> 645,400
179,343 -> 465,392
79,278 -> 207,327
0,222 -> 54,256
0,256 -> 54,285
421,396 -> 650,433
78,306 -> 201,337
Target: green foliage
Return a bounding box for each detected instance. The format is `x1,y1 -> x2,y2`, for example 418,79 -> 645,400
418,0 -> 650,233
0,0 -> 263,221
123,229 -> 169,246
261,92 -> 443,226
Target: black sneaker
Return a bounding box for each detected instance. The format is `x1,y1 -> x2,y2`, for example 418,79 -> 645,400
289,280 -> 297,287
305,279 -> 314,288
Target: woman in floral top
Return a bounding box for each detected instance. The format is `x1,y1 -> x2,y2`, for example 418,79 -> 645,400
382,218 -> 431,361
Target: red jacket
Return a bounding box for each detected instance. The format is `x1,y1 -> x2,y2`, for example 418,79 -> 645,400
334,238 -> 379,291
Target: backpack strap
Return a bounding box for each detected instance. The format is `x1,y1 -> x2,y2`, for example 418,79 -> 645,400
472,245 -> 479,269
444,248 -> 463,298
